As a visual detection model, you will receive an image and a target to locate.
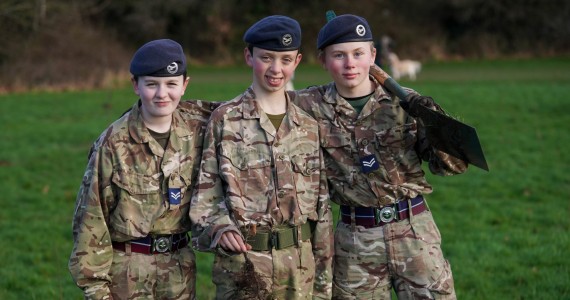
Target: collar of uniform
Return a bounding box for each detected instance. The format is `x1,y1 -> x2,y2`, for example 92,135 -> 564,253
322,76 -> 392,104
322,82 -> 340,105
284,91 -> 301,126
127,100 -> 188,150
126,101 -> 165,158
369,75 -> 394,104
168,106 -> 193,152
238,87 -> 260,120
127,101 -> 150,144
357,76 -> 395,119
322,83 -> 359,119
240,86 -> 300,126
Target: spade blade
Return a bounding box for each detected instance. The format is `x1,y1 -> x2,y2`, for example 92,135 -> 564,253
415,104 -> 489,171
370,66 -> 489,171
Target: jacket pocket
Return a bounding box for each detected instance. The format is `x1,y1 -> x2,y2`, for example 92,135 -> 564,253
374,123 -> 420,183
110,169 -> 161,237
291,153 -> 321,215
375,123 -> 417,154
318,123 -> 353,186
223,146 -> 272,212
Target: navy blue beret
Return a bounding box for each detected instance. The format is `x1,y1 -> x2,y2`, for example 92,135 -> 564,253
130,39 -> 186,77
243,15 -> 301,51
317,14 -> 373,49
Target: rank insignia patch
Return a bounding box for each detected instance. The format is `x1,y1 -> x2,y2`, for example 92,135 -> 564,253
168,188 -> 181,205
360,154 -> 379,173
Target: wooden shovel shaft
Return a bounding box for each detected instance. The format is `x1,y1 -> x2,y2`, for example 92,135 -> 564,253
369,64 -> 410,102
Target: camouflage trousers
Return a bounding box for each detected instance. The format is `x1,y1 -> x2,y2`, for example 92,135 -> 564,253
108,246 -> 196,300
332,210 -> 455,300
211,240 -> 316,300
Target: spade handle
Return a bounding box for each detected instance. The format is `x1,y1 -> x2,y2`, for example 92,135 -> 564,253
369,64 -> 409,102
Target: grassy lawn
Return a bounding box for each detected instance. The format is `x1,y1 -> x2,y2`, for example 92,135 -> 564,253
0,58 -> 569,299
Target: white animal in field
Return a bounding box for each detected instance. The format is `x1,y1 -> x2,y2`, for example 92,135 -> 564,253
387,53 -> 422,81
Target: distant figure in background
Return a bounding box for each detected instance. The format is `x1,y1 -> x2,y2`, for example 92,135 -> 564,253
374,41 -> 383,68
387,52 -> 422,81
374,34 -> 393,68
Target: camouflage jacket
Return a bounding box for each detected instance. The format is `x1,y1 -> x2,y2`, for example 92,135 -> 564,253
289,78 -> 467,207
68,100 -> 214,300
190,87 -> 333,297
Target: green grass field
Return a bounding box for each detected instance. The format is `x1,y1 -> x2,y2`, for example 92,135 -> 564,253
1,58 -> 569,299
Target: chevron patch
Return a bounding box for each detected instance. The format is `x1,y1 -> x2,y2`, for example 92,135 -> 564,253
168,188 -> 182,205
360,154 -> 379,173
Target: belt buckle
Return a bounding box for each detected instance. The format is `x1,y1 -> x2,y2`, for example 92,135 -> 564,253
152,236 -> 172,253
270,231 -> 279,249
376,205 -> 396,224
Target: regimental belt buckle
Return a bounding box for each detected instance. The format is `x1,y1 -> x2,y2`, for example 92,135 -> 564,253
377,206 -> 397,224
152,236 -> 173,253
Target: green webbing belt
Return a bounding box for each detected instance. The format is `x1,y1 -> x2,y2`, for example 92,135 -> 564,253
243,222 -> 314,251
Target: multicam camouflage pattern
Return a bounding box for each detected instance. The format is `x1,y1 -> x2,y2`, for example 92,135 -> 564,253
212,241 -> 318,299
332,212 -> 455,299
108,247 -> 196,299
69,100 -> 215,300
289,78 -> 466,299
289,81 -> 467,208
190,87 -> 333,299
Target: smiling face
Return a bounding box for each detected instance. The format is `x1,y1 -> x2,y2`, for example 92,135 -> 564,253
132,75 -> 189,124
245,47 -> 302,94
320,41 -> 376,97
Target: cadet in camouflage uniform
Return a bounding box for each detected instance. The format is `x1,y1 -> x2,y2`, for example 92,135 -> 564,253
190,16 -> 333,299
69,39 -> 215,300
289,14 -> 468,299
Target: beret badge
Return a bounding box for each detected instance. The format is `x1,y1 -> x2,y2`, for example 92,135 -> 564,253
356,24 -> 366,37
282,34 -> 293,47
167,62 -> 178,74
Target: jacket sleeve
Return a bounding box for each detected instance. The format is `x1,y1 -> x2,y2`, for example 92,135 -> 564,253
68,143 -> 114,300
311,148 -> 334,299
190,116 -> 241,254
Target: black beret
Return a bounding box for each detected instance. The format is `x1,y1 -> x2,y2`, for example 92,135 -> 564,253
317,14 -> 373,50
243,15 -> 301,51
130,39 -> 186,77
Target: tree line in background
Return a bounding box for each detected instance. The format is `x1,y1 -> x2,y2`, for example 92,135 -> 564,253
1,0 -> 568,92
